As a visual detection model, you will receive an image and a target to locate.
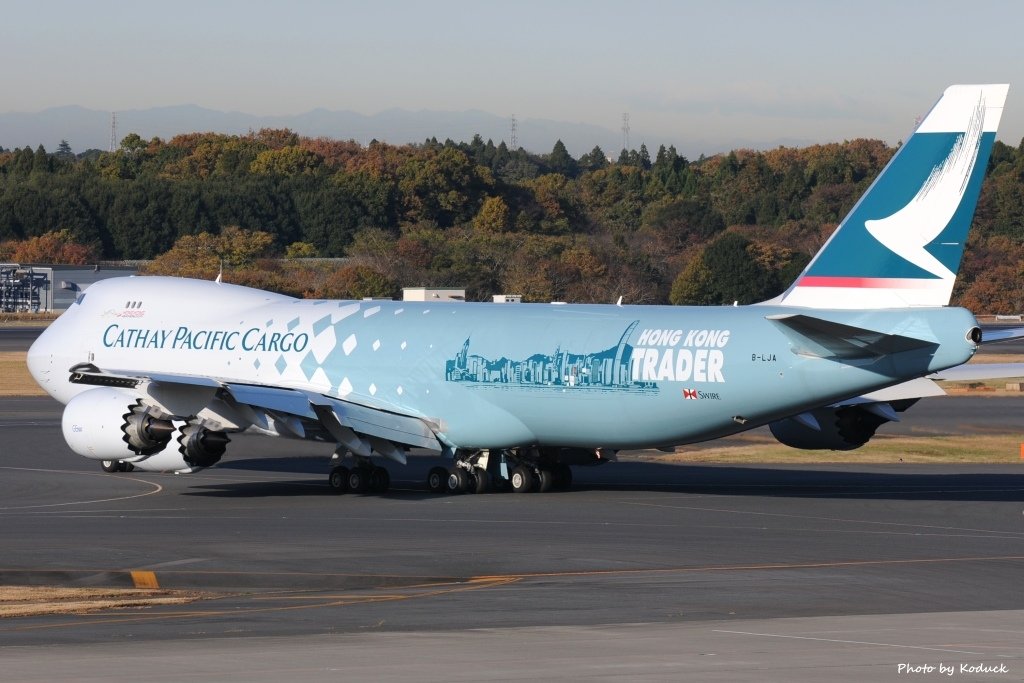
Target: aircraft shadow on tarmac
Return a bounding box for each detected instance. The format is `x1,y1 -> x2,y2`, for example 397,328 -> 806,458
189,457 -> 1024,502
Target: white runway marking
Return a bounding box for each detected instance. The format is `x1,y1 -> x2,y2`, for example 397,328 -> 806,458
622,500 -> 1024,537
713,629 -> 997,656
0,467 -> 162,510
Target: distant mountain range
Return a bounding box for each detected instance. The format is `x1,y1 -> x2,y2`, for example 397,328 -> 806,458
0,105 -> 633,157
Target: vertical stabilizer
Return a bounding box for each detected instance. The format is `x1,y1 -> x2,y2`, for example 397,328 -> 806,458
775,84 -> 1008,308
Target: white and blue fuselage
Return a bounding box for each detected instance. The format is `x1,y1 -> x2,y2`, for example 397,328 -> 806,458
28,276 -> 979,451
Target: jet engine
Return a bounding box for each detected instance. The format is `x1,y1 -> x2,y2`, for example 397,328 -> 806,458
61,387 -> 229,472
769,405 -> 894,451
174,422 -> 229,468
62,387 -> 174,460
127,422 -> 229,472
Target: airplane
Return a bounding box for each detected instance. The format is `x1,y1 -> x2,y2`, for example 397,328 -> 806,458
25,83 -> 1022,495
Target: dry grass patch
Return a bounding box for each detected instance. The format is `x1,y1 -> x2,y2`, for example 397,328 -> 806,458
0,313 -> 58,326
0,586 -> 202,618
0,352 -> 43,396
628,433 -> 1024,465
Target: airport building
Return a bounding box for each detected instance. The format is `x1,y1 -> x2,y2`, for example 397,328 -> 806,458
402,287 -> 466,302
0,263 -> 139,313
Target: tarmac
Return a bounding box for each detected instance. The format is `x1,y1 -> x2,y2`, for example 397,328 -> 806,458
2,329 -> 1024,680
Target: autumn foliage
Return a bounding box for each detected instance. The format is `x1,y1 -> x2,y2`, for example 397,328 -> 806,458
2,129 -> 1024,311
0,230 -> 97,264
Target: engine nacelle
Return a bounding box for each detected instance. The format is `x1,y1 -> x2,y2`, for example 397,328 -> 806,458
62,388 -> 229,472
769,406 -> 889,451
62,387 -> 174,460
175,422 -> 229,468
129,423 -> 230,472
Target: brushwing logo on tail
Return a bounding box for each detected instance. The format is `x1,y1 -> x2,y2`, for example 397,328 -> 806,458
864,95 -> 986,281
777,84 -> 1006,308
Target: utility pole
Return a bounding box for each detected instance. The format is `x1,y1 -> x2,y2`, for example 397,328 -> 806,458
621,113 -> 630,151
109,112 -> 118,152
510,114 -> 518,150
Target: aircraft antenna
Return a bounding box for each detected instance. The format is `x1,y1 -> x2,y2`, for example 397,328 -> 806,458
621,113 -> 630,151
510,114 -> 518,150
109,112 -> 117,152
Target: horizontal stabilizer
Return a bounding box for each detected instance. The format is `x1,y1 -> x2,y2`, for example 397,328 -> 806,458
980,326 -> 1024,344
767,314 -> 938,360
845,376 -> 947,403
928,362 -> 1024,381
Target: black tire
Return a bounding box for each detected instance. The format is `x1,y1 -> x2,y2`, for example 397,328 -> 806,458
510,466 -> 535,493
370,467 -> 391,493
121,462 -> 135,472
427,466 -> 448,493
554,463 -> 573,490
101,460 -> 120,473
447,468 -> 471,493
472,469 -> 491,494
348,467 -> 370,493
328,465 -> 350,494
537,468 -> 555,493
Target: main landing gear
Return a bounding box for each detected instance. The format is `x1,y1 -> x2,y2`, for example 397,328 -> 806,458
428,448 -> 574,495
327,450 -> 390,494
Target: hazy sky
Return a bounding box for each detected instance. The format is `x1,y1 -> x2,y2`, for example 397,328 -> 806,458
4,0 -> 1023,154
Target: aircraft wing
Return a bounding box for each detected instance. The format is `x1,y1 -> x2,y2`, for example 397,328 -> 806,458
67,363 -> 444,463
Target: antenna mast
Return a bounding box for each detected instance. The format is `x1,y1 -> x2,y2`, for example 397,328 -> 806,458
109,112 -> 118,152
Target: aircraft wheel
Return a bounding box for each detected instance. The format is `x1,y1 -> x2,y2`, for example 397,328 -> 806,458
348,467 -> 370,493
510,466 -> 535,493
427,466 -> 448,493
472,470 -> 491,494
121,462 -> 135,472
554,463 -> 573,490
447,468 -> 471,493
537,468 -> 555,493
101,460 -> 120,473
328,466 -> 350,494
370,467 -> 390,493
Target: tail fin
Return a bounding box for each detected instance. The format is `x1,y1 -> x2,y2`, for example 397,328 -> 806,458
776,84 -> 1008,309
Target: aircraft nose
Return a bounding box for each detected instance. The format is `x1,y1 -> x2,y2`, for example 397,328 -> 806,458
26,327 -> 57,394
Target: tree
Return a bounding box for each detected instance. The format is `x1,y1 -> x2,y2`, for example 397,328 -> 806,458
580,146 -> 608,172
669,233 -> 781,305
1,230 -> 96,264
317,264 -> 396,299
546,139 -> 578,177
144,226 -> 275,277
250,146 -> 324,176
32,145 -> 51,174
396,147 -> 490,225
285,241 -> 319,258
669,257 -> 717,305
472,196 -> 510,233
56,140 -> 73,160
638,143 -> 652,171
